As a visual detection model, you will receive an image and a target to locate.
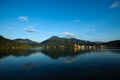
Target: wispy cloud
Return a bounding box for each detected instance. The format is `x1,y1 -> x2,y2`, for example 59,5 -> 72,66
23,26 -> 39,32
79,34 -> 85,37
7,27 -> 14,30
63,32 -> 77,38
91,29 -> 96,32
74,20 -> 80,23
110,1 -> 120,8
18,16 -> 28,21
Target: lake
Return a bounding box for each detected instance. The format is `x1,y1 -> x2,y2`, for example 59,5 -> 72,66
0,48 -> 120,80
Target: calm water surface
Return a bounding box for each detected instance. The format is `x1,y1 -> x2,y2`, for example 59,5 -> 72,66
0,48 -> 120,80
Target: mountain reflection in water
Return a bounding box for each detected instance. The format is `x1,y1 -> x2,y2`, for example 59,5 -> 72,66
0,48 -> 94,59
0,48 -> 120,80
0,48 -> 107,59
40,48 -> 92,59
0,49 -> 41,59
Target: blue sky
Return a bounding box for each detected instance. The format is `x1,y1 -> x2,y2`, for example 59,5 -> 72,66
0,0 -> 120,42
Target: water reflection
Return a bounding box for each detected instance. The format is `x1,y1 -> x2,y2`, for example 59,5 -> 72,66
108,49 -> 120,53
0,49 -> 41,59
0,48 -> 120,60
0,48 -> 120,80
40,48 -> 92,59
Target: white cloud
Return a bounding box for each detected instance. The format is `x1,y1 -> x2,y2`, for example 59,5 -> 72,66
63,32 -> 77,38
110,1 -> 120,8
23,26 -> 39,32
18,16 -> 28,21
74,20 -> 80,23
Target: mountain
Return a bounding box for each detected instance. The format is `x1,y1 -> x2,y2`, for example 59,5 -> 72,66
1,35 -> 120,49
14,39 -> 39,46
0,35 -> 10,41
0,35 -> 30,49
103,40 -> 120,48
0,35 -> 5,40
40,36 -> 95,48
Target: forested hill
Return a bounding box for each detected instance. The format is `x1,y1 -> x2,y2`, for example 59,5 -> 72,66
0,35 -> 120,49
103,40 -> 120,48
0,35 -> 30,49
14,39 -> 39,46
40,36 -> 95,47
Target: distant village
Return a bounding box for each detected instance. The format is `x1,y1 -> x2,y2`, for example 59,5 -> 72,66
44,43 -> 107,50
